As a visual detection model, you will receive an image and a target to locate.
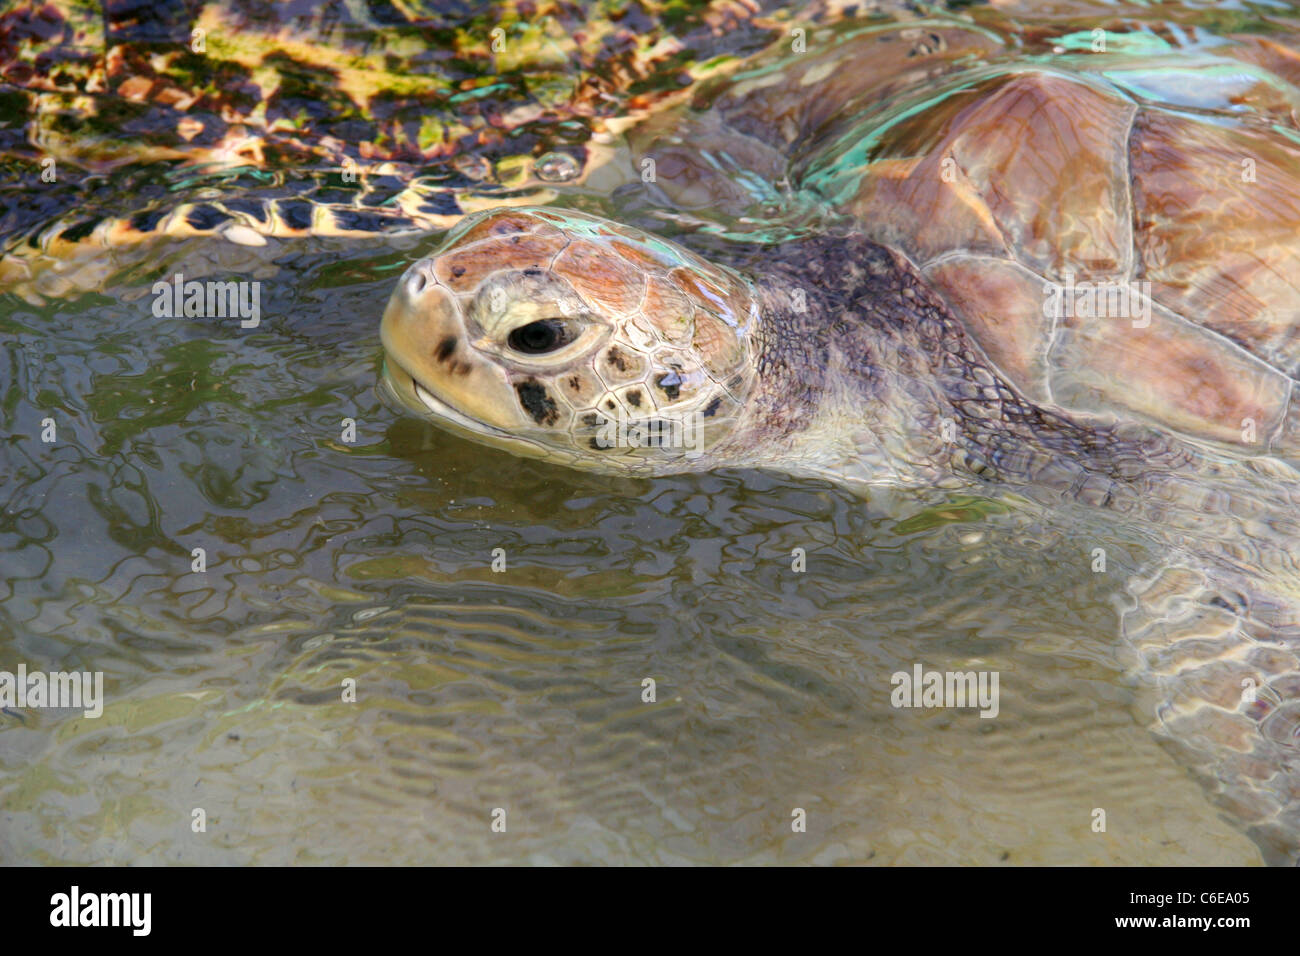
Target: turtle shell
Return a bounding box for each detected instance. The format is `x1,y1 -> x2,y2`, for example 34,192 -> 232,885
724,24 -> 1300,454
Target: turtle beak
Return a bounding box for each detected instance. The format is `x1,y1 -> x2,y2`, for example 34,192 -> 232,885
380,259 -> 527,431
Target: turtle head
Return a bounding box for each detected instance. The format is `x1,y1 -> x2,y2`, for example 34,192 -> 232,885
381,206 -> 761,474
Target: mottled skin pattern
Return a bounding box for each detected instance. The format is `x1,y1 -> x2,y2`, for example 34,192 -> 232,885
382,17 -> 1300,863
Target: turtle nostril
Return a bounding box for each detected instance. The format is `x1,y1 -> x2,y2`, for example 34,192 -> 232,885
406,269 -> 428,296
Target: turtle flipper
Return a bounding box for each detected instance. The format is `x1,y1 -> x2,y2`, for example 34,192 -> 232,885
1121,560 -> 1300,864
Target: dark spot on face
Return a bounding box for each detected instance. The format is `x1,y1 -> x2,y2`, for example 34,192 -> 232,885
451,265 -> 466,278
581,413 -> 599,427
627,390 -> 641,407
606,400 -> 616,411
703,396 -> 722,418
569,376 -> 580,389
524,267 -> 542,277
656,370 -> 682,401
516,380 -> 559,426
436,337 -> 457,363
606,347 -> 628,372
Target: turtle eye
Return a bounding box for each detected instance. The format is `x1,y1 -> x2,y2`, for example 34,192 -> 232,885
508,318 -> 573,355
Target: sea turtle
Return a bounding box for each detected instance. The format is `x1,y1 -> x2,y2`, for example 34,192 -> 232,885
379,17 -> 1300,861
9,0 -> 1300,863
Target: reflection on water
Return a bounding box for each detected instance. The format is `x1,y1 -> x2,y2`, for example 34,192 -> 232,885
5,0 -> 1298,863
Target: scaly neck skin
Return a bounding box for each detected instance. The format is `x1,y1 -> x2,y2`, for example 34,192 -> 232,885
709,231 -> 1099,490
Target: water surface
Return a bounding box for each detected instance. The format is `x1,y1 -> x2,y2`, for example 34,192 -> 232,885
7,0 -> 1299,864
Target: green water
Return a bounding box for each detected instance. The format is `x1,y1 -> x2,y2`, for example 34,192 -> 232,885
7,0 -> 1300,864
